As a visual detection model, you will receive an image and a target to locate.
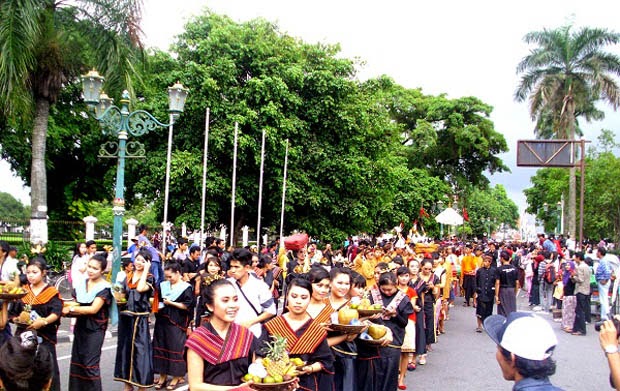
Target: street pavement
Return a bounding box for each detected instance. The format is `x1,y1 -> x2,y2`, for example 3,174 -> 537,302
50,295 -> 609,390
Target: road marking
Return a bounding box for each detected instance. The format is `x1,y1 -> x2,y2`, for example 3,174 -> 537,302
57,345 -> 116,361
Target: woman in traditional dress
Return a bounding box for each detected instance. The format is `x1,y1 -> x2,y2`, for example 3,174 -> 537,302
396,266 -> 418,389
305,266 -> 332,322
407,259 -> 426,366
369,271 -> 413,391
186,279 -> 259,389
10,256 -> 62,391
194,253 -> 222,326
418,259 -> 439,365
328,267 -> 362,390
114,248 -> 156,391
62,253 -> 112,391
261,278 -> 335,391
433,256 -> 447,335
153,262 -> 194,389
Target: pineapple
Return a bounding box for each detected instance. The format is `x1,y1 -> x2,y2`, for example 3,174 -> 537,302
19,304 -> 32,324
263,335 -> 291,377
359,290 -> 371,310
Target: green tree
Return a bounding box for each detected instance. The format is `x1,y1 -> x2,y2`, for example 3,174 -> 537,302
363,76 -> 509,190
0,192 -> 27,220
0,0 -> 145,242
465,185 -> 519,238
515,24 -> 620,240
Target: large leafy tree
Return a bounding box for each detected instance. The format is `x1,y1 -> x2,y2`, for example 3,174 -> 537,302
366,76 -> 509,190
515,24 -> 620,240
463,185 -> 519,238
0,0 -> 145,242
525,130 -> 620,244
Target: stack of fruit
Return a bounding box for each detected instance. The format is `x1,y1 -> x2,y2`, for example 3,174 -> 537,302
242,335 -> 302,388
0,281 -> 26,299
350,294 -> 383,317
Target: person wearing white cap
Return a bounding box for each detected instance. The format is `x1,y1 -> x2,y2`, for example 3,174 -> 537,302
484,312 -> 564,390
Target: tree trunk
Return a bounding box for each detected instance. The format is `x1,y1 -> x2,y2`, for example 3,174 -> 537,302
29,97 -> 50,244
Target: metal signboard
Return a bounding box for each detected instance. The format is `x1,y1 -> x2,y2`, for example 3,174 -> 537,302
516,140 -> 574,167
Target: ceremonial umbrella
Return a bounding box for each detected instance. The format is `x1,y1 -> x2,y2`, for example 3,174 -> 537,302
435,207 -> 464,226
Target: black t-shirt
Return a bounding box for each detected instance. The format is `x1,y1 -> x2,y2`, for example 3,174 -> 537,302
183,258 -> 201,283
497,264 -> 518,287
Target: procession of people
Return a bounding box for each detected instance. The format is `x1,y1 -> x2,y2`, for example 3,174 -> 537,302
0,229 -> 614,390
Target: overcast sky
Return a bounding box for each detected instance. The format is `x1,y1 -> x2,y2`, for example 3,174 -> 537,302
3,0 -> 620,213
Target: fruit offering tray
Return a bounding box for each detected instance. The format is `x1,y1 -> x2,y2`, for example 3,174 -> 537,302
330,323 -> 368,334
356,308 -> 383,317
245,377 -> 296,391
0,292 -> 27,300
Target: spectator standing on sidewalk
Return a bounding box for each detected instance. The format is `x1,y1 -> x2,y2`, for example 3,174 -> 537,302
569,252 -> 591,336
596,246 -> 612,321
484,312 -> 564,391
537,252 -> 554,312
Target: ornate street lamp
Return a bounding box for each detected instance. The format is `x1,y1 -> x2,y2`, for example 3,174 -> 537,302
81,69 -> 188,283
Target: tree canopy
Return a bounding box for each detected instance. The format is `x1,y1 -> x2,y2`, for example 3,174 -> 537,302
1,11 -> 510,244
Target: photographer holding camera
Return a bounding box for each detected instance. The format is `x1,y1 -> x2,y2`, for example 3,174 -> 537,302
599,316 -> 620,390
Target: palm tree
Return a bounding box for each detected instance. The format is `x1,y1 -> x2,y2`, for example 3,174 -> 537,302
0,0 -> 144,243
515,24 -> 620,241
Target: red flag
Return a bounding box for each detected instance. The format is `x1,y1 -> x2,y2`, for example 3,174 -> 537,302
419,207 -> 430,219
462,207 -> 469,222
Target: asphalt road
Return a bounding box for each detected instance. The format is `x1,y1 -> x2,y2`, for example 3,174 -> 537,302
49,295 -> 609,390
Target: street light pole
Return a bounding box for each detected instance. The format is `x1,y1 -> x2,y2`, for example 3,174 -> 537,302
556,201 -> 562,235
81,70 -> 188,283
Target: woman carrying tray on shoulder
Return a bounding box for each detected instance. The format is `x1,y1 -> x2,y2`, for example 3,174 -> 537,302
10,256 -> 62,391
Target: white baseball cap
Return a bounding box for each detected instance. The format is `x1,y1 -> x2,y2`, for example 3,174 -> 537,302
484,312 -> 558,361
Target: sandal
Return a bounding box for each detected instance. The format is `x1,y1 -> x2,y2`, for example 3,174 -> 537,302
166,378 -> 183,390
407,362 -> 416,371
154,381 -> 166,390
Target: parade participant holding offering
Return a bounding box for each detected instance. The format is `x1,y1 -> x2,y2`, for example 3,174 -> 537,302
261,278 -> 334,391
62,254 -> 112,391
186,279 -> 260,389
153,262 -> 194,390
10,257 -> 62,390
114,248 -> 156,391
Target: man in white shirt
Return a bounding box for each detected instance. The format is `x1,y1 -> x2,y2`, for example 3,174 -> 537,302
0,241 -> 19,282
227,247 -> 276,337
